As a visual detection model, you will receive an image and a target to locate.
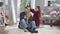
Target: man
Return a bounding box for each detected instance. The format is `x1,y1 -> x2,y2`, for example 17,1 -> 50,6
19,6 -> 38,33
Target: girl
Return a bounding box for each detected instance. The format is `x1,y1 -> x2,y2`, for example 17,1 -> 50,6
31,6 -> 41,28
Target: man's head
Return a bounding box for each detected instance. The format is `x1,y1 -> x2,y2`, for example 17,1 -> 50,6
25,5 -> 31,13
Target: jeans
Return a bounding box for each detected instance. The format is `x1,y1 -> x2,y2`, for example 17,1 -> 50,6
20,19 -> 36,29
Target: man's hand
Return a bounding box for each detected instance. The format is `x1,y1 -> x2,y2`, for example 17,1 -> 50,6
24,15 -> 26,19
24,15 -> 29,24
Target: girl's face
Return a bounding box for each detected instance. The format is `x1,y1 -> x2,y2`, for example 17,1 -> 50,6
35,7 -> 39,11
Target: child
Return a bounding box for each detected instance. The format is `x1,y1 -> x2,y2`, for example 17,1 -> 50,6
31,6 -> 41,28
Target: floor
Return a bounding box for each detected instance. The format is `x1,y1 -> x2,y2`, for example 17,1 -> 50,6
0,24 -> 60,34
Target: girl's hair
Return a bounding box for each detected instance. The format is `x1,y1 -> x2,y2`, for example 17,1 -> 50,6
36,6 -> 41,11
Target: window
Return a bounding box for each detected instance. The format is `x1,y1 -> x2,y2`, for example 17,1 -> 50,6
0,0 -> 4,2
44,0 -> 60,6
51,0 -> 60,6
20,0 -> 31,12
5,0 -> 8,5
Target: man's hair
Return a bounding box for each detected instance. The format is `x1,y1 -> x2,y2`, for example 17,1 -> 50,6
25,5 -> 31,8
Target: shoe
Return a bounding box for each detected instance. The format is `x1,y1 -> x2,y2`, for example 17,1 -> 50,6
32,28 -> 38,33
28,28 -> 38,33
24,27 -> 29,32
29,30 -> 38,33
24,29 -> 28,32
32,30 -> 38,33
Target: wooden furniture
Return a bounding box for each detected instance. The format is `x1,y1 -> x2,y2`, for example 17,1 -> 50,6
40,15 -> 60,27
50,18 -> 60,27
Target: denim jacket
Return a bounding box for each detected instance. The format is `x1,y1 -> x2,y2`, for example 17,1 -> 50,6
20,12 -> 33,22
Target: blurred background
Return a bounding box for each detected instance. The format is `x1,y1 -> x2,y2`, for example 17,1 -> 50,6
0,0 -> 60,34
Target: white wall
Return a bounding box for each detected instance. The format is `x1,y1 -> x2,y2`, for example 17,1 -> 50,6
11,0 -> 17,23
35,0 -> 44,10
31,0 -> 35,9
17,0 -> 21,22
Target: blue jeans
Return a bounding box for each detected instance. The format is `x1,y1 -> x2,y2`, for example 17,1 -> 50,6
20,19 -> 36,29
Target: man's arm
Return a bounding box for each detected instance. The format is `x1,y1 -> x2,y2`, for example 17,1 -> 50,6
20,12 -> 25,20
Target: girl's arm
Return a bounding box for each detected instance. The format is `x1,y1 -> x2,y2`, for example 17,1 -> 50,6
30,9 -> 35,13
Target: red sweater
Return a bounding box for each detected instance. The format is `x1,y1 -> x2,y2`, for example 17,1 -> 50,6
31,9 -> 40,26
31,9 -> 40,20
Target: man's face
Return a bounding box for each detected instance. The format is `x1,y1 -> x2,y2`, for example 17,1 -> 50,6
25,7 -> 30,13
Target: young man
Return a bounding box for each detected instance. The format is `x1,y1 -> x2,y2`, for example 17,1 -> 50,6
19,6 -> 38,33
